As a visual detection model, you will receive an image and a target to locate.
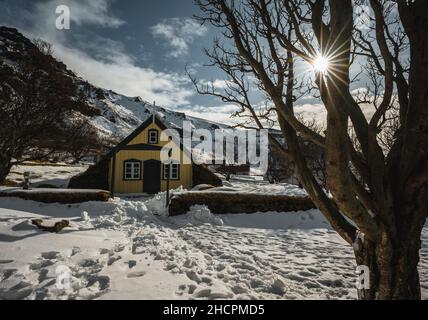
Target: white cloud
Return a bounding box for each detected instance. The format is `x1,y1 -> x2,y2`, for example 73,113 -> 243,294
69,0 -> 124,28
295,101 -> 377,129
295,103 -> 328,128
56,44 -> 194,106
199,79 -> 232,90
191,104 -> 240,114
151,17 -> 208,58
177,104 -> 241,125
3,0 -> 195,107
33,0 -> 124,29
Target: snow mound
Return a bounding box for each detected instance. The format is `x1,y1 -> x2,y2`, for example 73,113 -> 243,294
80,211 -> 90,222
91,200 -> 150,228
145,186 -> 186,217
187,205 -> 224,226
192,184 -> 215,191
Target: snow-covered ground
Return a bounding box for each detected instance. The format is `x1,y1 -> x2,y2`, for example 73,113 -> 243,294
1,192 -> 427,300
1,169 -> 427,300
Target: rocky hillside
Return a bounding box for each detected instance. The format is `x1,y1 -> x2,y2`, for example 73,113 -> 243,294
0,26 -> 100,119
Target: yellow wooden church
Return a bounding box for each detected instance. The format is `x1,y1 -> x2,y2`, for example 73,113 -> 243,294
107,115 -> 193,194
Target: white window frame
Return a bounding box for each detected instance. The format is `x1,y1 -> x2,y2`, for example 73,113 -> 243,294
148,129 -> 159,144
163,163 -> 180,180
124,161 -> 141,180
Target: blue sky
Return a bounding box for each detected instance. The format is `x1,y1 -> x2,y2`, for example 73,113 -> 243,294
0,0 -> 243,123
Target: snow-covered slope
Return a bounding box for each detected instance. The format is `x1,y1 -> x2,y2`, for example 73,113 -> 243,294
79,82 -> 231,139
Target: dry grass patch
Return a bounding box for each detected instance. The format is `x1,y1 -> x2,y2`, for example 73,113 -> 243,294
169,191 -> 315,216
0,179 -> 20,187
0,189 -> 111,204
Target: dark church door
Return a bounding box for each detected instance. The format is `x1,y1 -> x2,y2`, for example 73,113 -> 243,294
143,159 -> 161,194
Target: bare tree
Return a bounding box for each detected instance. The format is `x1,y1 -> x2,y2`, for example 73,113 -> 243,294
59,118 -> 101,163
193,0 -> 428,299
33,38 -> 54,56
0,40 -> 82,181
266,134 -> 326,186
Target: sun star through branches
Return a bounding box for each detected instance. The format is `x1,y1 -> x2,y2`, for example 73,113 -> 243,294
313,55 -> 330,74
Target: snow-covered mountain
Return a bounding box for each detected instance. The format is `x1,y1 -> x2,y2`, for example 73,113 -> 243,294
0,26 -> 231,141
79,82 -> 231,139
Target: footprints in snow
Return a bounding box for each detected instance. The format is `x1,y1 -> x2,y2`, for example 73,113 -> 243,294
0,259 -> 14,264
0,251 -> 63,300
136,222 -> 357,299
127,271 -> 146,278
0,242 -> 139,300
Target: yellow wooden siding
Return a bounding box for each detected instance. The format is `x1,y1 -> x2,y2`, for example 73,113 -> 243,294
108,122 -> 193,194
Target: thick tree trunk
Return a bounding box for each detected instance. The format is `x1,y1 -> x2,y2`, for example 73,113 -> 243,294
0,152 -> 13,183
354,225 -> 423,300
364,1 -> 428,300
